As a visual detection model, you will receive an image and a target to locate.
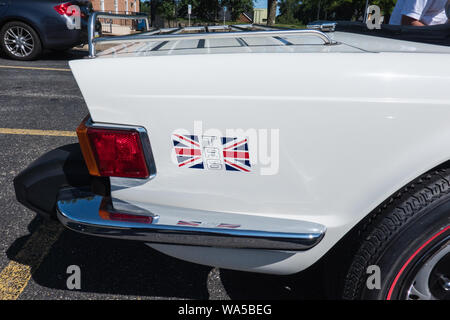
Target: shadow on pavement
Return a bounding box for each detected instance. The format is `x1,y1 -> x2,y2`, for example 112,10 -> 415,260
0,48 -> 88,62
7,216 -> 212,299
220,266 -> 327,300
7,215 -> 328,299
38,49 -> 89,61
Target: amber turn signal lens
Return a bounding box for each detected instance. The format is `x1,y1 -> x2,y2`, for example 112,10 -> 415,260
76,116 -> 101,176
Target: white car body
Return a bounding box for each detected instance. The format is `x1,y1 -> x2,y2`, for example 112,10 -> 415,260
67,29 -> 450,275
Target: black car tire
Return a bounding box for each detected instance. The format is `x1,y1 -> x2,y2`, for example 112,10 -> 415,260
343,168 -> 450,300
0,21 -> 42,60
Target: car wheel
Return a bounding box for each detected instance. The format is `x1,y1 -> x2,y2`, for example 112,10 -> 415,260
343,168 -> 450,300
0,21 -> 42,60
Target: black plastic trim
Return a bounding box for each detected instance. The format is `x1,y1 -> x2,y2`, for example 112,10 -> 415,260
13,143 -> 108,219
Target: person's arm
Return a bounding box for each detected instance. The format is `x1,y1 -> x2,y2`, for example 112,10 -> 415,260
401,15 -> 426,26
400,0 -> 428,26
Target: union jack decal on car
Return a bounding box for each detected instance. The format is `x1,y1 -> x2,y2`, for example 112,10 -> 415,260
221,137 -> 250,172
171,133 -> 251,173
217,223 -> 241,229
172,134 -> 204,169
177,220 -> 202,226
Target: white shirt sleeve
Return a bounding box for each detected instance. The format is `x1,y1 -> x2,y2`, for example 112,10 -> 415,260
400,0 -> 429,21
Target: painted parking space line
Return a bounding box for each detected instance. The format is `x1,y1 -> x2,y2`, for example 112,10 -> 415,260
0,220 -> 63,300
0,128 -> 77,137
0,65 -> 71,72
0,127 -> 75,297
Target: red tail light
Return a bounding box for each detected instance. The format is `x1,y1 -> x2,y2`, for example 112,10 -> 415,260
54,2 -> 76,16
77,119 -> 150,179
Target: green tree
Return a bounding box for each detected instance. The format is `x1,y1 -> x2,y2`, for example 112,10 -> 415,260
222,0 -> 254,21
294,0 -> 396,24
196,0 -> 220,21
178,0 -> 198,18
150,0 -> 176,23
278,0 -> 301,24
140,0 -> 151,16
178,0 -> 221,21
160,0 -> 177,21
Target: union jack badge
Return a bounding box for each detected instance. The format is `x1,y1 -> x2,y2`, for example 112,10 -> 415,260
172,134 -> 204,169
171,133 -> 251,173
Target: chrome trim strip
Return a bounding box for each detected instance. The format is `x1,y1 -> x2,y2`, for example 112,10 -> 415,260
307,22 -> 337,32
57,188 -> 326,251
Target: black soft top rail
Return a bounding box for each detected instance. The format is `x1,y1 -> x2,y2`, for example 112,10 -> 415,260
334,21 -> 450,46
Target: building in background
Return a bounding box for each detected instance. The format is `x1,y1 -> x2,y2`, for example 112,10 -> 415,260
91,0 -> 141,34
253,8 -> 268,24
217,9 -> 260,25
91,0 -> 139,14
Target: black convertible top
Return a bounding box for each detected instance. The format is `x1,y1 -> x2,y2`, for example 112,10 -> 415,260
334,21 -> 450,46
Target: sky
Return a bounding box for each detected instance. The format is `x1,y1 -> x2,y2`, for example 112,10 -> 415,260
254,0 -> 268,9
254,0 -> 280,15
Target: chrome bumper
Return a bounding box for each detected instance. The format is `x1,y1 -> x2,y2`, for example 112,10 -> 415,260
57,188 -> 326,251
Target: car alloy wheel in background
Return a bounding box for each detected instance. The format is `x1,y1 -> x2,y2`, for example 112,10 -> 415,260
0,22 -> 42,60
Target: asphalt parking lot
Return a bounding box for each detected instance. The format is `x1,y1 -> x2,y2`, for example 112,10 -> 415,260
0,49 -> 326,300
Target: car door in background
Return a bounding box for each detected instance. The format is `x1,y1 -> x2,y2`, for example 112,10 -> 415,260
0,0 -> 9,17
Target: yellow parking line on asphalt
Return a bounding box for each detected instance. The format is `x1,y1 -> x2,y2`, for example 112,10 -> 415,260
0,128 -> 77,137
0,221 -> 63,300
0,65 -> 71,72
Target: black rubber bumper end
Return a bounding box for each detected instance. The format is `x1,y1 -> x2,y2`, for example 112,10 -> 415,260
13,143 -> 93,219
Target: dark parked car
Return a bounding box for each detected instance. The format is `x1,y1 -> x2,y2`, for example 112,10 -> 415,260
0,0 -> 94,60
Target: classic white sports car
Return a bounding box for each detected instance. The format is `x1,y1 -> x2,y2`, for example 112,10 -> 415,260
14,13 -> 450,300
